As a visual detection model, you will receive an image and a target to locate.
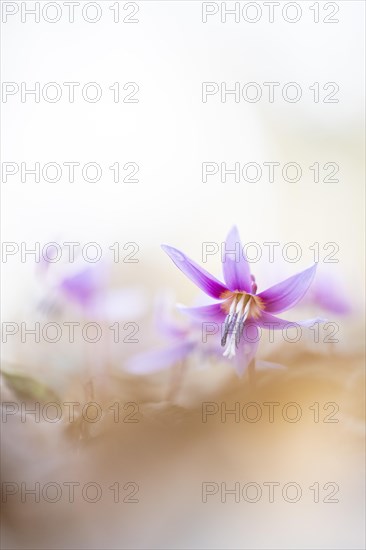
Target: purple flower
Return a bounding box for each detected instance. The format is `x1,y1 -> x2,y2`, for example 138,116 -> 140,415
59,264 -> 107,308
38,258 -> 145,320
307,269 -> 351,315
162,226 -> 324,375
37,256 -> 108,311
126,293 -> 221,375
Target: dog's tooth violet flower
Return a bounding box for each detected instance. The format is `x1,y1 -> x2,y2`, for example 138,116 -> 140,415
307,269 -> 351,315
37,256 -> 145,320
125,292 -> 221,376
162,226 -> 324,375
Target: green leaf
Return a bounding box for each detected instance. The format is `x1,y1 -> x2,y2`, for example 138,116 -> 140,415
1,369 -> 61,403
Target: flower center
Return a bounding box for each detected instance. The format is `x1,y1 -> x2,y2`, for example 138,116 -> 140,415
219,290 -> 264,359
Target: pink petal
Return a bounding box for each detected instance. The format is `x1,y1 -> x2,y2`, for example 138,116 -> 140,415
256,311 -> 326,330
153,293 -> 188,339
310,271 -> 351,315
178,303 -> 226,323
256,360 -> 287,371
222,226 -> 252,292
88,288 -> 146,321
258,264 -> 317,314
60,266 -> 104,307
125,342 -> 194,374
162,245 -> 228,299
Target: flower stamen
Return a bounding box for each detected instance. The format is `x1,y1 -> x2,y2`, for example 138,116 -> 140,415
220,291 -> 264,358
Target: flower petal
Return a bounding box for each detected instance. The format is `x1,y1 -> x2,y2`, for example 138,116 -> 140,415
125,342 -> 194,374
234,322 -> 260,377
89,288 -> 146,321
222,226 -> 252,292
258,264 -> 317,314
60,266 -> 104,307
161,245 -> 228,299
310,272 -> 351,315
256,311 -> 326,330
178,303 -> 226,323
256,360 -> 287,371
153,293 -> 188,339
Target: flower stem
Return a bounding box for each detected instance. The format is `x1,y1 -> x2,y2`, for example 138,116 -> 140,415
166,360 -> 188,403
248,358 -> 256,387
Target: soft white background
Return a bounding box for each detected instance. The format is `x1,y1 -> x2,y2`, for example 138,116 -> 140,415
1,0 -> 365,317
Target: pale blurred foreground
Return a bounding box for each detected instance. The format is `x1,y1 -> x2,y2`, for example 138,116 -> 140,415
1,340 -> 365,550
